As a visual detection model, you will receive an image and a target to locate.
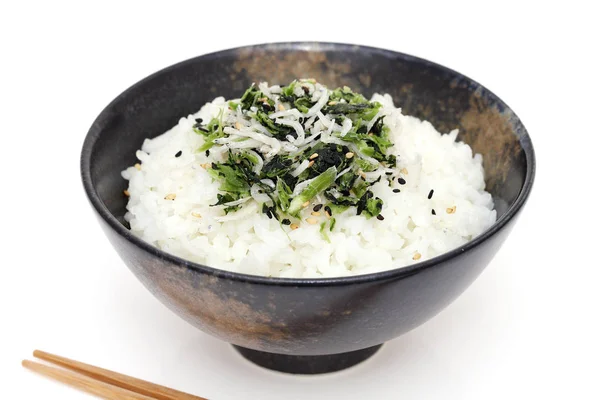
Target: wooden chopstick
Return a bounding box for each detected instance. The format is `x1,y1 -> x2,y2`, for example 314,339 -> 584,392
22,360 -> 155,400
23,350 -> 207,400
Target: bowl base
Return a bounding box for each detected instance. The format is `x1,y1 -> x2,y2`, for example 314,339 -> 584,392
232,344 -> 383,374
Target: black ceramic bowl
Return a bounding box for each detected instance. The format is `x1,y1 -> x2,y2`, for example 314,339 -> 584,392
81,42 -> 535,374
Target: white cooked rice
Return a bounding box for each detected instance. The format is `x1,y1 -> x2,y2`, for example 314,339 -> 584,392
122,90 -> 496,278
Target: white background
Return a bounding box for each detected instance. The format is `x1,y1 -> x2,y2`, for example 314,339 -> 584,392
2,1 -> 599,399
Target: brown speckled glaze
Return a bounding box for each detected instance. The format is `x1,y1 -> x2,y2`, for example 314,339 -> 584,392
81,43 -> 535,373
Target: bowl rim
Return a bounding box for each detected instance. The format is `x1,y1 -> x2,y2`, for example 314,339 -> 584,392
80,41 -> 536,287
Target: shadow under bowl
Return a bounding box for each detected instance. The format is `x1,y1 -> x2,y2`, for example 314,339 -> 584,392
81,42 -> 535,374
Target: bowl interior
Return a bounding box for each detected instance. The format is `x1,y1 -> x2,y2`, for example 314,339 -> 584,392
84,42 -> 532,237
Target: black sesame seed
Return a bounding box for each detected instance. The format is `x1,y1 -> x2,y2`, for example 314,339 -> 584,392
432,209 -> 436,215
282,219 -> 291,225
195,118 -> 203,124
385,172 -> 393,175
266,209 -> 273,219
398,178 -> 406,185
377,214 -> 385,221
313,204 -> 323,212
205,150 -> 210,157
324,206 -> 332,215
175,150 -> 182,158
428,189 -> 434,199
393,188 -> 401,193
262,103 -> 273,111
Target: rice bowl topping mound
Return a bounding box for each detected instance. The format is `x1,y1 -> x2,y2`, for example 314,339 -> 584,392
122,80 -> 496,278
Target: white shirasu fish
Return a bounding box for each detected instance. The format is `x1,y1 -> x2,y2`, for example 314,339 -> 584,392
223,126 -> 281,158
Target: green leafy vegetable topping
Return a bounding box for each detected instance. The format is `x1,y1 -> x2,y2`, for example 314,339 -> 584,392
208,163 -> 250,194
195,79 -> 400,229
253,110 -> 294,140
288,166 -> 337,216
294,96 -> 313,113
213,193 -> 241,214
319,221 -> 331,243
366,196 -> 383,218
240,84 -> 262,110
276,177 -> 292,212
194,112 -> 226,151
262,155 -> 293,178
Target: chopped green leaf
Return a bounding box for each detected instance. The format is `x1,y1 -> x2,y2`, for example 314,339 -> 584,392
354,190 -> 383,219
195,113 -> 226,151
261,155 -> 293,178
208,163 -> 250,194
231,150 -> 260,167
356,191 -> 369,216
365,196 -> 383,218
354,158 -> 379,172
337,170 -> 357,192
276,177 -> 292,211
324,194 -> 363,215
207,151 -> 258,195
323,102 -> 370,115
319,222 -> 331,243
253,110 -> 294,140
386,154 -> 397,168
328,203 -> 351,214
212,193 -> 242,214
329,86 -> 368,104
197,132 -> 221,152
288,166 -> 337,216
281,81 -> 296,96
371,116 -> 385,134
294,96 -> 313,113
341,126 -> 393,161
240,84 -> 262,110
352,178 -> 370,198
214,193 -> 236,205
295,168 -> 310,182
